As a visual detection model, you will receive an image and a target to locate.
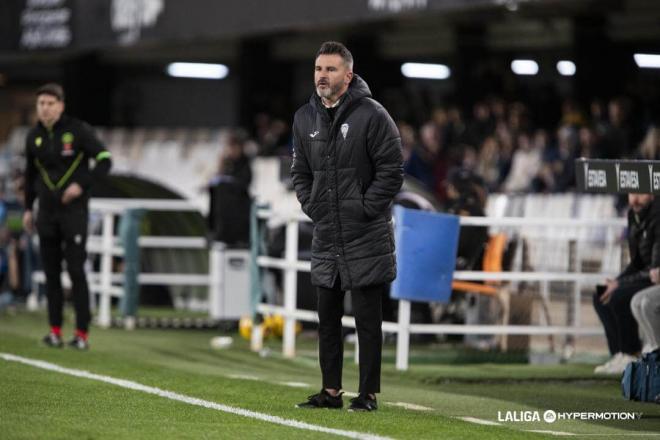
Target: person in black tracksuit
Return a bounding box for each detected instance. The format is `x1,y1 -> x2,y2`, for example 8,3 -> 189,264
23,84 -> 112,350
593,193 -> 660,374
292,42 -> 403,411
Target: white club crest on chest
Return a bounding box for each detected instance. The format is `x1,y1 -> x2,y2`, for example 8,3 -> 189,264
340,123 -> 349,139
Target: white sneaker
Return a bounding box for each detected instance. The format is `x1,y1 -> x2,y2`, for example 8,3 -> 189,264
599,353 -> 638,375
594,353 -> 622,374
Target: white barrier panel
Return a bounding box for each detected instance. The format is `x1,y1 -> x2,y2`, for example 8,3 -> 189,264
254,205 -> 625,371
29,198 -> 225,329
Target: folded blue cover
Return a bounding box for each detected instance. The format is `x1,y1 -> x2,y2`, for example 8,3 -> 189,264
391,205 -> 459,303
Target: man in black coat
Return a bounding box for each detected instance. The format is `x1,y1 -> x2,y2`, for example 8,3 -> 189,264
593,193 -> 660,374
292,42 -> 403,411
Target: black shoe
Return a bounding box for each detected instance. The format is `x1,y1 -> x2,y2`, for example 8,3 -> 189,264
42,332 -> 63,348
296,389 -> 343,409
349,394 -> 378,412
67,336 -> 89,350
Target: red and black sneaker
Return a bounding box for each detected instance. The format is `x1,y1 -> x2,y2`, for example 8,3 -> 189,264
42,332 -> 63,348
68,330 -> 89,350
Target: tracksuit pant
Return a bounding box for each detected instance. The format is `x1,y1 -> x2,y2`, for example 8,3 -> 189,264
631,285 -> 660,352
593,280 -> 651,356
317,276 -> 385,394
37,206 -> 90,332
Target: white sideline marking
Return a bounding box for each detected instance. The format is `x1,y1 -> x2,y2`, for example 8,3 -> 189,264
457,416 -> 502,426
525,430 -> 575,436
385,402 -> 433,411
0,353 -> 392,440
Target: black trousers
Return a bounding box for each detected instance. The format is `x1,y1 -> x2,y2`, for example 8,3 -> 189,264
317,277 -> 384,394
592,279 -> 651,356
37,206 -> 90,332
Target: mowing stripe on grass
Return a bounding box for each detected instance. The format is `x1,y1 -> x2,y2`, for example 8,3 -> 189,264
0,353 -> 392,440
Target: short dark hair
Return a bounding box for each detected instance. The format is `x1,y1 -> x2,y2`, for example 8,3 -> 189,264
36,83 -> 64,101
316,41 -> 353,69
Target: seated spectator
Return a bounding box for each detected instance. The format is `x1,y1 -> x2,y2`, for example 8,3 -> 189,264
593,193 -> 660,374
445,168 -> 488,270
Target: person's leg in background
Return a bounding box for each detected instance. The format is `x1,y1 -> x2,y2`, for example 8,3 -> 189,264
37,219 -> 64,347
595,280 -> 651,374
62,208 -> 90,349
593,290 -> 620,356
608,281 -> 650,356
631,285 -> 660,352
119,208 -> 145,328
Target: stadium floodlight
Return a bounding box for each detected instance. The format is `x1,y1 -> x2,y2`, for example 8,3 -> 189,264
401,63 -> 451,80
511,59 -> 538,75
166,62 -> 229,79
634,53 -> 660,69
556,60 -> 576,76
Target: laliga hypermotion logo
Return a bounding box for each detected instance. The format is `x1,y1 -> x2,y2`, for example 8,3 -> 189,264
497,409 -> 642,423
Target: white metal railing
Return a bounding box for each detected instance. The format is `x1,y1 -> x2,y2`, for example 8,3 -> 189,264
254,207 -> 627,371
29,198 -> 225,328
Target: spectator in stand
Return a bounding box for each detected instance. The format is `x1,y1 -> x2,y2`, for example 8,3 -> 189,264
447,106 -> 467,147
476,136 -> 504,192
577,125 -> 600,159
536,126 -> 577,192
637,125 -> 660,161
397,122 -> 416,164
465,101 -> 495,148
503,132 -> 542,193
590,99 -> 608,135
255,114 -> 290,156
404,122 -> 441,193
598,98 -> 632,159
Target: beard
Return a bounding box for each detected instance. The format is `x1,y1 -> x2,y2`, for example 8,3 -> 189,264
316,81 -> 342,100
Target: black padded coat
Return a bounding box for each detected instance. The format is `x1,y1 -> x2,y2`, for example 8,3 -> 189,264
291,75 -> 403,290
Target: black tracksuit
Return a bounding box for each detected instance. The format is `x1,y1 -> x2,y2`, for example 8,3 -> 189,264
291,75 -> 403,394
25,115 -> 112,332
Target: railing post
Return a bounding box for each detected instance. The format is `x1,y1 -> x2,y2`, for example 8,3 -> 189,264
98,210 -> 115,328
395,299 -> 411,371
282,218 -> 299,358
